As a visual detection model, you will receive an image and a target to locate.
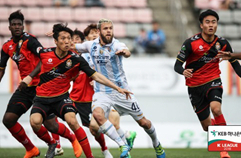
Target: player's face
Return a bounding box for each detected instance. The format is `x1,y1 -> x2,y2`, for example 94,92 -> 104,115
86,29 -> 99,41
99,22 -> 113,44
200,15 -> 217,36
9,19 -> 24,37
55,31 -> 72,52
72,35 -> 82,44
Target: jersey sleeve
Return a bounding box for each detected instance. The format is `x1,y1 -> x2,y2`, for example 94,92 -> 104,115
116,42 -> 129,50
0,48 -> 10,68
75,41 -> 92,53
27,36 -> 43,57
176,39 -> 192,63
78,55 -> 96,77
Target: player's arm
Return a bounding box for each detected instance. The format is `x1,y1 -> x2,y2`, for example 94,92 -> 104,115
223,41 -> 241,77
174,40 -> 193,78
75,41 -> 91,53
0,48 -> 10,82
78,56 -> 132,99
27,35 -> 43,57
18,61 -> 42,90
115,42 -> 131,58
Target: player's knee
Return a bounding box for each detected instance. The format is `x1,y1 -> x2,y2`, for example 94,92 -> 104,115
30,114 -> 43,131
92,108 -> 105,123
211,107 -> 222,117
2,113 -> 18,128
137,118 -> 150,129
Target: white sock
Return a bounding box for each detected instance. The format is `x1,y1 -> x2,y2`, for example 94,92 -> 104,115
144,123 -> 160,147
117,128 -> 127,144
100,120 -> 125,146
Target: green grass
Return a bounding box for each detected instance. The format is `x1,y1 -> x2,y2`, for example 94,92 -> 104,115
0,148 -> 240,158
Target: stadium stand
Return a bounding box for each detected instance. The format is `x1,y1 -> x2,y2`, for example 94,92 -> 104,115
0,0 -> 154,53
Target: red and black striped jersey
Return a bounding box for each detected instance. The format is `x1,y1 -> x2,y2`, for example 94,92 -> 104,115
70,72 -> 94,102
36,48 -> 96,97
0,33 -> 42,86
176,33 -> 236,87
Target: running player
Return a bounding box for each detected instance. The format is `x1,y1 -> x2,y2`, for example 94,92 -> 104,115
174,9 -> 241,158
23,23 -> 132,158
75,19 -> 165,158
0,10 -> 72,158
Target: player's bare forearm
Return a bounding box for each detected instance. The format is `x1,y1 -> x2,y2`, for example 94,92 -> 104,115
231,53 -> 241,60
29,61 -> 41,78
0,68 -> 5,82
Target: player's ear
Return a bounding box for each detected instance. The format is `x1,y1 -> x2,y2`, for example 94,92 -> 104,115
200,23 -> 203,30
54,39 -> 57,45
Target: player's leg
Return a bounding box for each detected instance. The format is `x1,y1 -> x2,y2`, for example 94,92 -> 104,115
58,98 -> 92,158
89,116 -> 113,158
30,103 -> 57,158
208,89 -> 230,158
76,102 -> 113,158
92,93 -> 129,158
2,88 -> 39,158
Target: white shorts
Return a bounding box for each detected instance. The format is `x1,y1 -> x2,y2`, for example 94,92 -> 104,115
91,92 -> 144,121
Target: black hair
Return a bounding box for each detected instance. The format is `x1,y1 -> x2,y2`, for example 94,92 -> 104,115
53,23 -> 73,40
199,9 -> 219,24
84,23 -> 97,37
8,10 -> 24,25
73,28 -> 85,41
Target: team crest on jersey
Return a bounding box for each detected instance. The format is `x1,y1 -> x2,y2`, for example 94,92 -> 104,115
100,49 -> 104,54
215,42 -> 221,51
65,59 -> 72,68
107,47 -> 111,52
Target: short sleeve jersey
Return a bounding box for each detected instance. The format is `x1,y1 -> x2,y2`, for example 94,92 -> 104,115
0,33 -> 42,86
176,33 -> 236,87
36,48 -> 95,97
75,37 -> 130,93
70,52 -> 95,102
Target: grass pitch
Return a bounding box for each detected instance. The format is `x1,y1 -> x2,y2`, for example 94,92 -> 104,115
0,148 -> 240,158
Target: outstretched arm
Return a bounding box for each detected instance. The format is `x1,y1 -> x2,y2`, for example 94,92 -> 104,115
90,72 -> 133,99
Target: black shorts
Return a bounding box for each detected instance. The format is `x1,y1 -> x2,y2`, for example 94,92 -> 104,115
188,79 -> 223,121
74,102 -> 92,127
31,93 -> 77,121
5,86 -> 36,117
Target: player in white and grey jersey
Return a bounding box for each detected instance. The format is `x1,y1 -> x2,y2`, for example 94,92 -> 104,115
75,19 -> 166,158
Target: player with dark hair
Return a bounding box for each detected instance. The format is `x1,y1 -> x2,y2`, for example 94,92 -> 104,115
1,10 -> 53,158
22,23 -> 132,158
73,28 -> 85,43
174,9 -> 241,158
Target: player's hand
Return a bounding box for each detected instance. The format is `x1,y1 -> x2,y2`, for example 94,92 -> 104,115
45,31 -> 54,37
115,50 -> 126,56
117,87 -> 133,100
183,69 -> 193,78
217,51 -> 231,60
18,75 -> 32,91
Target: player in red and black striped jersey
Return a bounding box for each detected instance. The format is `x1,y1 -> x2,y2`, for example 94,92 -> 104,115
174,10 -> 241,158
24,23 -> 132,158
0,10 -> 65,158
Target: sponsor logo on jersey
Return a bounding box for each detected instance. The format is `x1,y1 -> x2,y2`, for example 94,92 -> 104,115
9,45 -> 13,50
36,47 -> 42,54
47,58 -> 53,64
198,45 -> 204,51
65,59 -> 72,68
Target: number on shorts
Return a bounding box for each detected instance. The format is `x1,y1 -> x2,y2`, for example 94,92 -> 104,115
131,102 -> 139,111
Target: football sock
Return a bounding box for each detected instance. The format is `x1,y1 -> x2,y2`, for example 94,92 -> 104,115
100,120 -> 125,146
8,122 -> 35,151
117,128 -> 127,144
144,123 -> 159,147
51,117 -> 61,148
34,125 -> 55,145
214,114 -> 226,125
74,127 -> 93,157
56,122 -> 75,143
95,133 -> 108,151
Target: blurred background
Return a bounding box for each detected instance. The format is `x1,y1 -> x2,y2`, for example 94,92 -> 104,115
1,0 -> 241,149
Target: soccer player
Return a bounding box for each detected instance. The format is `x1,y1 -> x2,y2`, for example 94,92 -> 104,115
23,23 -> 132,158
0,10 -> 70,158
174,9 -> 241,158
75,19 -> 166,158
